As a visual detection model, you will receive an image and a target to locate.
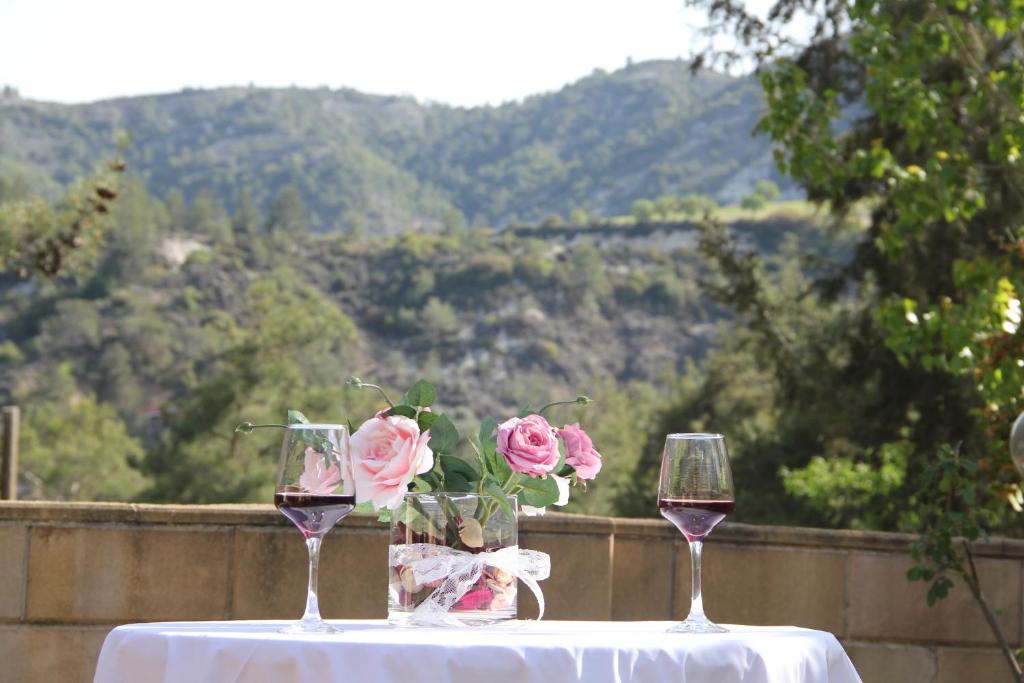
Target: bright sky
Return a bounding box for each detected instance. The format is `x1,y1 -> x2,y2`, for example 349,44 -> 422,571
0,0 -> 736,106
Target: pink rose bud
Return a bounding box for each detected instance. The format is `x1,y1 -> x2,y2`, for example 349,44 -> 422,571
558,423 -> 602,480
496,414 -> 560,477
351,415 -> 434,510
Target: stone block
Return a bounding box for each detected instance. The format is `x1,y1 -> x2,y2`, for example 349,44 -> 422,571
0,625 -> 111,683
231,526 -> 389,620
845,642 -> 936,683
846,552 -> 1020,645
673,542 -> 846,633
936,647 -> 1015,683
0,526 -> 26,619
25,525 -> 230,622
611,535 -> 674,620
519,531 -> 612,620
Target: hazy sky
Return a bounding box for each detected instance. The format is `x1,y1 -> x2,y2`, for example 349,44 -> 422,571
0,0 -> 736,106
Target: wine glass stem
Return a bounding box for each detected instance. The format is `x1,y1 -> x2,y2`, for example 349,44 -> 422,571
688,540 -> 707,622
301,536 -> 323,623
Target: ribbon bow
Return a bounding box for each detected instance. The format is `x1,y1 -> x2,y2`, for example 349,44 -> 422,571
389,543 -> 551,626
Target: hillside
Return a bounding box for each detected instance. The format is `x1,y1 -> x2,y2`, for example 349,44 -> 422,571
0,61 -> 785,234
0,172 -> 841,509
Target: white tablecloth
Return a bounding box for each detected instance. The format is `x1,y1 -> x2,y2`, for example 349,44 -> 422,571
93,620 -> 862,683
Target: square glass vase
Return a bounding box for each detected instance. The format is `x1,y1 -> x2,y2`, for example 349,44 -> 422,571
388,492 -> 518,627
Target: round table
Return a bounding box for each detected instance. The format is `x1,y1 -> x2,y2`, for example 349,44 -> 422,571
93,620 -> 862,683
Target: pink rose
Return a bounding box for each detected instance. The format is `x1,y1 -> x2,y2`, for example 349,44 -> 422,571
497,414 -> 560,477
351,415 -> 433,510
559,423 -> 602,480
299,447 -> 342,495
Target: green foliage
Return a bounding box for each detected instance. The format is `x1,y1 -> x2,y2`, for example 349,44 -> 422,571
420,297 -> 460,337
631,199 -> 656,223
144,268 -> 360,502
753,181 -> 779,202
19,387 -> 149,501
690,1 -> 1024,667
781,441 -> 910,530
740,193 -> 766,210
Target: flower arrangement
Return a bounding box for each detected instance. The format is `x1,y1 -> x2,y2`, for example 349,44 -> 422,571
239,377 -> 602,625
344,377 -> 602,518
347,377 -> 601,625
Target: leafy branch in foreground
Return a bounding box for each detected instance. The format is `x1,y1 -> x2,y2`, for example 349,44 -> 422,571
688,1 -> 1024,677
0,158 -> 126,278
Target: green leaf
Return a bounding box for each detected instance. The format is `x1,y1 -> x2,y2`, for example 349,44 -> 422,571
386,404 -> 417,419
418,411 -> 438,432
440,454 -> 480,483
444,471 -> 474,493
353,501 -> 376,515
401,379 -> 436,408
479,417 -> 497,444
517,474 -> 560,508
484,439 -> 512,482
428,414 -> 460,454
287,410 -> 310,424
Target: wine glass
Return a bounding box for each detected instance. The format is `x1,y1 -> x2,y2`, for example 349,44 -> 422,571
274,424 -> 354,634
658,433 -> 735,634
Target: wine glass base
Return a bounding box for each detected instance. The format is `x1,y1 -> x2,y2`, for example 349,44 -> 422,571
667,618 -> 728,634
279,619 -> 338,635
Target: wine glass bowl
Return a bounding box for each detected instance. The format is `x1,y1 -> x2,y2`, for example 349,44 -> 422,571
658,433 -> 734,634
275,423 -> 353,634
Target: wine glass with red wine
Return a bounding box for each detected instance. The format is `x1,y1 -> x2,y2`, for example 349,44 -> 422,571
658,433 -> 734,634
275,424 -> 354,634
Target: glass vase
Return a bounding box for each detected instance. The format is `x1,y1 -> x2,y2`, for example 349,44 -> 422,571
388,492 -> 518,627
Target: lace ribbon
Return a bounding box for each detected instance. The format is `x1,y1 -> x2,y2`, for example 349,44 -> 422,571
389,543 -> 551,626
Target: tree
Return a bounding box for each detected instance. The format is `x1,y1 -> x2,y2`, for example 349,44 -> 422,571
232,189 -> 262,236
420,296 -> 460,337
740,192 -> 766,210
18,366 -> 149,501
754,180 -> 779,201
164,188 -> 188,229
631,198 -> 656,223
100,177 -> 163,281
188,190 -> 233,244
678,194 -> 718,217
266,186 -> 309,237
688,0 -> 1024,676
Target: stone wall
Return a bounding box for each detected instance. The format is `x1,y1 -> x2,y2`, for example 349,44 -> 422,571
0,501 -> 1020,682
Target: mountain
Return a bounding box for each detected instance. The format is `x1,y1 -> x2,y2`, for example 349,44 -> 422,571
0,60 -> 785,234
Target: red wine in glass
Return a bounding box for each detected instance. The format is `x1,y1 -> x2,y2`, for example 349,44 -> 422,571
659,499 -> 735,542
658,433 -> 735,634
275,424 -> 352,634
275,492 -> 356,539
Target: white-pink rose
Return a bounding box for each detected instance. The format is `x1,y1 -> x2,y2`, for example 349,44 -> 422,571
351,415 -> 433,510
497,414 -> 560,477
299,447 -> 342,495
558,423 -> 602,480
